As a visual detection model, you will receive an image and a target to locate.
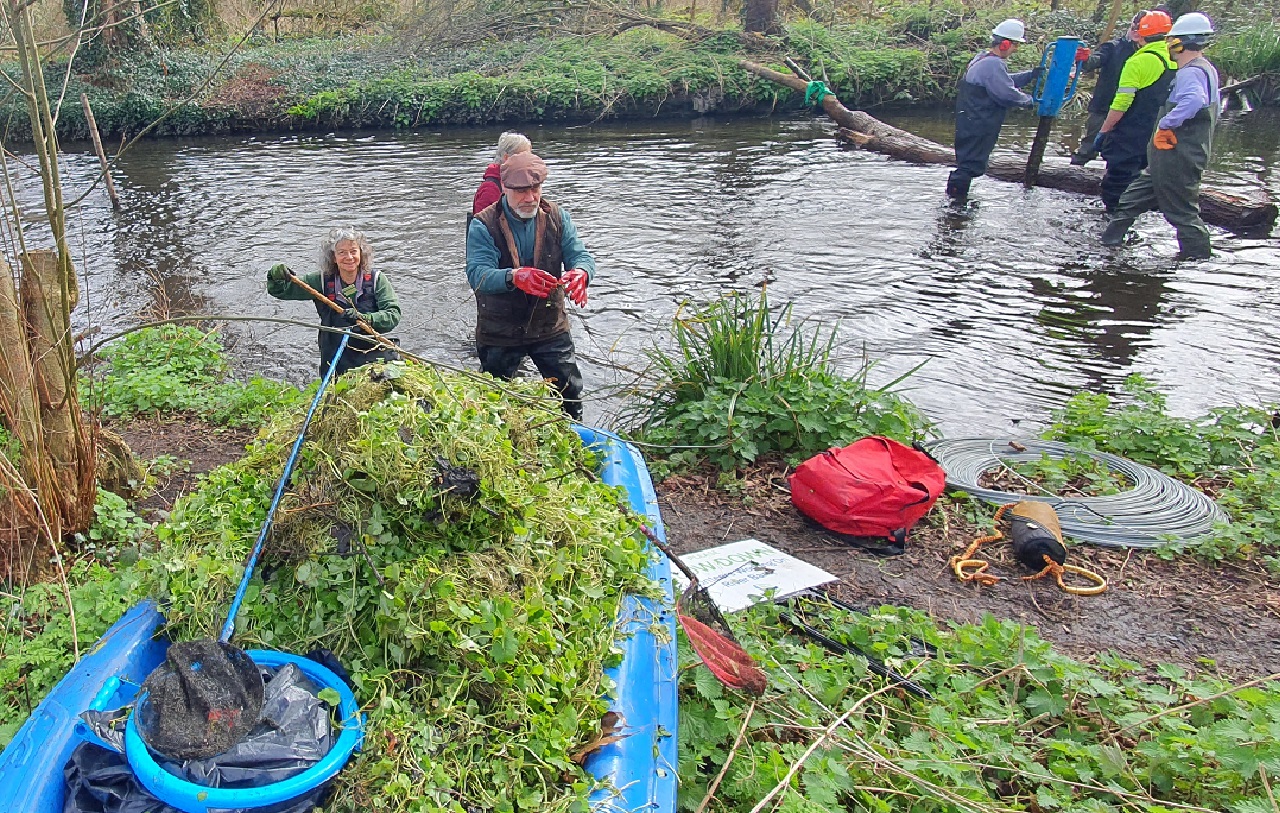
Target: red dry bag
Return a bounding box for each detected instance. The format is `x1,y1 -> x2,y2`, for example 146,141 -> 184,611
790,436 -> 946,548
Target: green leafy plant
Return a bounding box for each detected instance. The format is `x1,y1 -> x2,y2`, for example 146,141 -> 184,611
81,326 -> 302,426
0,425 -> 19,464
679,600 -> 1280,813
74,489 -> 150,560
145,454 -> 190,480
626,289 -> 931,474
84,325 -> 228,417
998,452 -> 1128,497
0,562 -> 144,746
207,376 -> 306,427
1045,374 -> 1280,563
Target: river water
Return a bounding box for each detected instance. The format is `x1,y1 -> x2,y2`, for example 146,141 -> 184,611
28,106 -> 1280,435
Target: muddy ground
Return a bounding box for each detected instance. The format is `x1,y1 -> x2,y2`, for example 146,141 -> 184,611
114,419 -> 256,521
112,420 -> 1280,679
657,466 -> 1280,680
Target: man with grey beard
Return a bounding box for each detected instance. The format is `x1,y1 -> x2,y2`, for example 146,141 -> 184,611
465,152 -> 596,420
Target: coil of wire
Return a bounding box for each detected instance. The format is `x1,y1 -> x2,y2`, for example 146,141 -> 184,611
923,438 -> 1227,549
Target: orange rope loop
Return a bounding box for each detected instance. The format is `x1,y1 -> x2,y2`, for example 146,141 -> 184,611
950,503 -> 1108,595
1023,554 -> 1109,596
949,503 -> 1011,586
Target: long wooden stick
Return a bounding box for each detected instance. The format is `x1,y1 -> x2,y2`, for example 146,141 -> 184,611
1099,0 -> 1126,43
80,93 -> 119,208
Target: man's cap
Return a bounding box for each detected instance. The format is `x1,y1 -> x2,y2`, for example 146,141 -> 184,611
501,152 -> 548,189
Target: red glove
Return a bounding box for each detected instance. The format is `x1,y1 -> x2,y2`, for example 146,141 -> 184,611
1153,129 -> 1177,150
512,266 -> 558,298
562,268 -> 589,307
1075,46 -> 1091,63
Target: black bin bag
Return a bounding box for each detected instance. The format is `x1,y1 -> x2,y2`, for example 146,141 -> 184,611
65,662 -> 334,813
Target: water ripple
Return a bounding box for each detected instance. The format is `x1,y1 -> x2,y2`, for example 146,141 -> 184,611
18,111 -> 1272,433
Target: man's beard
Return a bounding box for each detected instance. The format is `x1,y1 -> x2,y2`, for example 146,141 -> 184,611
513,202 -> 539,219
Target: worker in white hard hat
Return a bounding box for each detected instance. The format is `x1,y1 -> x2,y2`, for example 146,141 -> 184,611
1102,12 -> 1220,259
946,19 -> 1042,201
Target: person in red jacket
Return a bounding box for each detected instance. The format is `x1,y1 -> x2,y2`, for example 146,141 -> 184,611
471,131 -> 531,217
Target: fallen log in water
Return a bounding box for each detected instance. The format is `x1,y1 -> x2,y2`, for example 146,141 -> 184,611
741,60 -> 1278,233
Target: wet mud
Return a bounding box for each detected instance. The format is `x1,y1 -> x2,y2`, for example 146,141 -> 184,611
657,465 -> 1280,679
114,419 -> 255,521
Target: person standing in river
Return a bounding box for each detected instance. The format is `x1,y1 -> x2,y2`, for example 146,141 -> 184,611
1070,11 -> 1146,166
945,19 -> 1040,201
471,131 -> 531,220
1095,10 -> 1176,213
465,152 -> 595,421
1101,13 -> 1220,260
266,227 -> 402,377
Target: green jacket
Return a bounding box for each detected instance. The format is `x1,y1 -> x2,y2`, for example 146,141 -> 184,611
1111,42 -> 1176,113
267,270 -> 401,334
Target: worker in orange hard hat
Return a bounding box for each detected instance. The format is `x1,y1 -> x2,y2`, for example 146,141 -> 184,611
1094,10 -> 1176,212
1071,10 -> 1146,166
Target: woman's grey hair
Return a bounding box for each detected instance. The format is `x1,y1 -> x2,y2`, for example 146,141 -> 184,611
320,227 -> 372,277
494,131 -> 531,162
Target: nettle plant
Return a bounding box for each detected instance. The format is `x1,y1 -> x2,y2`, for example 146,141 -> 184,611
678,600 -> 1280,813
1044,375 -> 1280,564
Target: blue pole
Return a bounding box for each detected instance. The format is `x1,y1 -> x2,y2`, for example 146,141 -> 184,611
1036,36 -> 1083,117
219,331 -> 352,643
1025,36 -> 1086,187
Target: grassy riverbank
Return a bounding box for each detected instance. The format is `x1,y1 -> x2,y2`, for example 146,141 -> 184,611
3,312 -> 1280,810
4,0 -> 1276,144
6,25 -> 949,143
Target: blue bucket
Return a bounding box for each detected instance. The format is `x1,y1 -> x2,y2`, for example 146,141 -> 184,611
124,650 -> 364,813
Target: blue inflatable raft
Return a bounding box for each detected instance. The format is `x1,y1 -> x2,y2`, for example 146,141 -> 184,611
0,426 -> 678,813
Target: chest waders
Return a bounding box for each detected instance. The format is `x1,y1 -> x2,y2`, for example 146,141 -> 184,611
1101,57 -> 1219,259
316,270 -> 392,377
472,201 -> 585,421
947,53 -> 1008,200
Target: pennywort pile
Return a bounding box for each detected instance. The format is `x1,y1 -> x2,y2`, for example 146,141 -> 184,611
140,363 -> 657,813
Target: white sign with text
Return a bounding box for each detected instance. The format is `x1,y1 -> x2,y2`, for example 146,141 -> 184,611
670,539 -> 837,613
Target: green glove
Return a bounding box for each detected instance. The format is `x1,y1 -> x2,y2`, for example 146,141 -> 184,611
267,263 -> 290,282
343,307 -> 362,323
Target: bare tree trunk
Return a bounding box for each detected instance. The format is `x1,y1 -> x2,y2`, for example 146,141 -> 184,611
21,251 -> 94,536
0,0 -> 100,580
0,261 -> 43,484
741,60 -> 1280,233
0,260 -> 50,580
742,0 -> 779,34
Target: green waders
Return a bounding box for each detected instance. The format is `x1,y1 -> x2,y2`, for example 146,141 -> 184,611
1101,56 -> 1219,259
